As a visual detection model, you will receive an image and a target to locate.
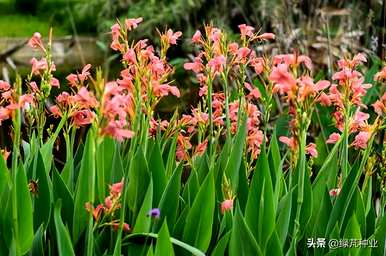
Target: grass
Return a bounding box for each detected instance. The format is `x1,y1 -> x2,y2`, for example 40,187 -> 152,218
0,14 -> 69,37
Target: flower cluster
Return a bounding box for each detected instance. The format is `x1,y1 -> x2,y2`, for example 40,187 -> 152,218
85,180 -> 131,233
50,64 -> 98,128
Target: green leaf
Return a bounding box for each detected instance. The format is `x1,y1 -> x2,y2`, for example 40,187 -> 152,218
343,214 -> 361,256
148,140 -> 167,206
210,231 -> 231,256
96,137 -> 115,200
53,168 -> 74,231
224,115 -> 247,194
73,129 -> 96,244
33,151 -> 53,230
126,233 -> 205,256
276,187 -> 294,245
15,164 -> 34,254
155,220 -> 174,256
155,164 -> 182,232
182,170 -> 215,252
133,179 -> 153,233
128,147 -> 150,218
266,230 -> 282,256
54,200 -> 75,256
229,204 -> 262,256
30,224 -> 44,256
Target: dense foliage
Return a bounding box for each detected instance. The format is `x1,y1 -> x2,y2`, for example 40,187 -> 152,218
0,18 -> 385,255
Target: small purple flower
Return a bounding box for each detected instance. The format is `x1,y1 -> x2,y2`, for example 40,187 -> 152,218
147,208 -> 160,218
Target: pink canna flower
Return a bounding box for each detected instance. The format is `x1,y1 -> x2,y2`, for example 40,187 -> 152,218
73,87 -> 98,109
199,85 -> 208,97
317,92 -> 331,106
350,111 -> 369,133
0,107 -> 11,124
257,33 -> 275,40
192,30 -> 202,43
153,82 -> 180,98
1,149 -> 10,161
184,57 -> 204,73
238,24 -> 254,38
236,47 -> 251,62
279,136 -> 297,151
221,199 -> 234,214
165,29 -> 182,45
125,17 -> 143,31
110,180 -> 124,197
194,139 -> 208,156
30,57 -> 48,75
374,66 -> 386,81
273,54 -> 312,70
245,82 -> 261,100
352,131 -> 371,150
326,133 -> 341,144
208,55 -> 226,74
78,64 -> 92,83
228,42 -> 239,55
110,40 -> 124,51
50,77 -> 60,88
329,188 -> 341,197
71,109 -> 95,127
305,143 -> 318,157
0,80 -> 10,91
270,64 -> 297,97
66,73 -> 79,87
28,32 -> 44,50
49,105 -> 61,118
337,53 -> 366,69
111,23 -> 121,41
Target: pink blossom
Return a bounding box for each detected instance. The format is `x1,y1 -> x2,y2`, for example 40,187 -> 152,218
49,105 -> 61,118
28,32 -> 44,50
50,77 -> 60,87
374,66 -> 386,81
208,55 -> 226,74
279,136 -> 297,151
0,107 -> 11,124
221,199 -> 234,214
273,54 -> 312,70
305,143 -> 318,157
317,92 -> 331,106
194,139 -> 208,156
30,57 -> 48,75
110,40 -> 124,51
228,42 -> 239,55
238,24 -> 254,38
78,64 -> 92,83
0,80 -> 10,91
125,17 -> 143,31
329,188 -> 341,197
270,64 -> 297,97
192,30 -> 202,43
110,180 -> 124,197
352,131 -> 371,149
165,29 -> 182,45
236,47 -> 251,61
101,121 -> 135,142
326,133 -> 341,144
73,87 -> 98,108
372,99 -> 385,116
111,23 -> 121,41
153,82 -> 180,98
66,74 -> 79,87
71,110 -> 94,127
199,85 -> 207,97
257,33 -> 275,40
184,57 -> 204,73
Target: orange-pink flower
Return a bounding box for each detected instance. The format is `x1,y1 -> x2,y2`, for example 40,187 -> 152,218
352,131 -> 371,149
238,24 -> 254,38
221,199 -> 234,214
305,143 -> 318,157
326,133 -> 341,144
125,17 -> 143,31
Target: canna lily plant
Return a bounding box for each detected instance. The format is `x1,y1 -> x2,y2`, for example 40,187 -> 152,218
0,17 -> 385,256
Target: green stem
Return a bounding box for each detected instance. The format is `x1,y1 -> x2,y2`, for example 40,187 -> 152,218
221,72 -> 231,138
292,128 -> 307,242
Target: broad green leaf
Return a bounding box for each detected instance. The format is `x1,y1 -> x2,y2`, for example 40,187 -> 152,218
53,168 -> 74,231
155,220 -> 174,256
155,164 -> 182,232
30,224 -> 44,256
210,231 -> 231,256
73,130 -> 96,244
266,230 -> 282,256
128,147 -> 150,218
182,170 -> 215,252
276,186 -> 294,245
111,144 -> 124,183
224,115 -> 247,194
15,164 -> 34,254
54,200 -> 75,256
133,179 -> 153,233
268,129 -> 280,186
148,140 -> 167,206
229,204 -> 262,256
96,137 -> 115,200
33,151 -> 53,230
126,233 -> 205,256
343,214 -> 361,256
